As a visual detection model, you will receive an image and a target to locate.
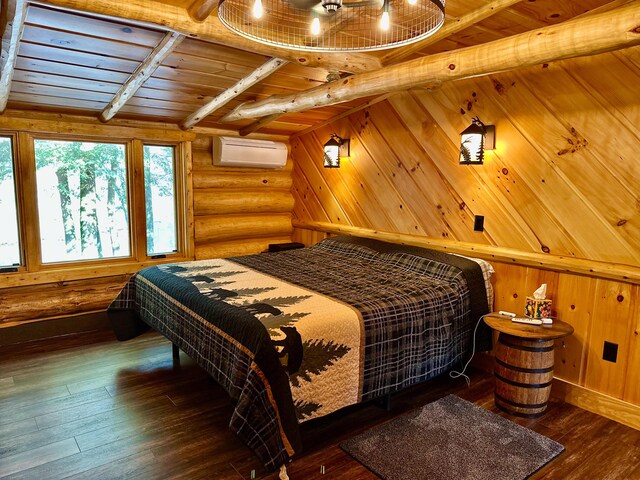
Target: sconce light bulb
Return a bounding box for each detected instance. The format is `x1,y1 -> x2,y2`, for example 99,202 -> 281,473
381,11 -> 390,30
253,0 -> 263,18
408,0 -> 418,5
311,17 -> 320,35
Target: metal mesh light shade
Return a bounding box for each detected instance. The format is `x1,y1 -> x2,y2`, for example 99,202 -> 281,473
218,0 -> 445,52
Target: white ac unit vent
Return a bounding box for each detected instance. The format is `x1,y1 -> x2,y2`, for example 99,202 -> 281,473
212,136 -> 287,169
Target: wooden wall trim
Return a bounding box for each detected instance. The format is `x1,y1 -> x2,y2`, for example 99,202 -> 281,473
553,379 -> 640,432
293,221 -> 640,285
473,353 -> 640,432
0,112 -> 196,141
0,256 -> 193,289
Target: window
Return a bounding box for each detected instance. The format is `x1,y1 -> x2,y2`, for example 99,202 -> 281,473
34,140 -> 130,263
143,145 -> 177,256
0,136 -> 21,268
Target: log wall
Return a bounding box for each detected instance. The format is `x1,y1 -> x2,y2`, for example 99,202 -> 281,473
290,49 -> 640,413
1,119 -> 295,329
191,135 -> 294,259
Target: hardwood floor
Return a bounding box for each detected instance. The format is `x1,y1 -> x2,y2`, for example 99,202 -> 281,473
1,330 -> 639,479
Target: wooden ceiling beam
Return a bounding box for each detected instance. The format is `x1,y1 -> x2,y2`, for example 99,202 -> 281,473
0,0 -> 28,113
188,0 -> 218,22
32,0 -> 382,73
289,93 -> 394,138
238,114 -> 284,136
381,0 -> 523,66
100,31 -> 184,122
180,57 -> 287,130
220,2 -> 640,122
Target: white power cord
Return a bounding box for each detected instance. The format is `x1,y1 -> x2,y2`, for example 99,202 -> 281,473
449,314 -> 488,387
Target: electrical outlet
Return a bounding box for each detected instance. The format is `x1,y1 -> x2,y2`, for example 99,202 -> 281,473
603,341 -> 618,363
474,215 -> 485,232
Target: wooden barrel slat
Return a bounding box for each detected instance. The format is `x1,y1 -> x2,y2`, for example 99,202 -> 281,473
494,333 -> 554,417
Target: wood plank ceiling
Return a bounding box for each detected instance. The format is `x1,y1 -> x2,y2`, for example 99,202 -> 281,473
4,0 -> 618,136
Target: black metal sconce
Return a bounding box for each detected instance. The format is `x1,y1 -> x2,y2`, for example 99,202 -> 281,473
459,117 -> 495,165
323,134 -> 350,168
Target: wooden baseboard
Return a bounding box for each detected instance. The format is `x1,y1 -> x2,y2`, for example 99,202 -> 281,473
551,379 -> 640,432
0,311 -> 112,346
473,353 -> 640,431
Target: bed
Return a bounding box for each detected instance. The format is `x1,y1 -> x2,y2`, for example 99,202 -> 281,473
108,235 -> 493,471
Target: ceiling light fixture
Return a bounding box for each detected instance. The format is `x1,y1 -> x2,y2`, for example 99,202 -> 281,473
219,0 -> 445,52
380,0 -> 390,31
311,16 -> 321,35
252,0 -> 264,18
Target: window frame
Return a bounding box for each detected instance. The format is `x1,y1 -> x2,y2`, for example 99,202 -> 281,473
1,130 -> 193,285
0,132 -> 25,272
140,141 -> 185,260
32,135 -> 134,267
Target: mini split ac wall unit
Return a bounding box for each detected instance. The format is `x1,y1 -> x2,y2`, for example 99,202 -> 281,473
212,136 -> 288,169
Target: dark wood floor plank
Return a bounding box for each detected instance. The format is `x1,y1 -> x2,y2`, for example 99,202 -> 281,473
0,417 -> 39,439
0,437 -> 80,478
0,376 -> 14,387
0,384 -> 70,410
9,349 -> 174,391
1,387 -> 110,427
74,394 -> 226,452
2,435 -> 153,480
62,451 -> 158,480
0,395 -> 173,458
2,330 -> 640,479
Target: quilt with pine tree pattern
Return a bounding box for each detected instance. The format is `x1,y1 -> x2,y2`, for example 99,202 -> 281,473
108,235 -> 490,472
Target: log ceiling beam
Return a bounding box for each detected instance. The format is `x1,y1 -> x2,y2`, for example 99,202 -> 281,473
381,0 -> 523,66
32,0 -> 382,73
188,0 -> 218,22
180,57 -> 288,130
290,93 -> 394,138
238,114 -> 284,137
0,0 -> 28,113
220,2 -> 640,123
100,31 -> 184,122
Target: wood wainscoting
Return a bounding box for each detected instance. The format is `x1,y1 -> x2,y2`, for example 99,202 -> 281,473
292,223 -> 640,431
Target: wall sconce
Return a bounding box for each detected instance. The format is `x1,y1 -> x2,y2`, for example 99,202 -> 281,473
459,117 -> 495,165
323,134 -> 350,168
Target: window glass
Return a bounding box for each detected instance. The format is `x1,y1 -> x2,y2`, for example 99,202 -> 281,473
0,137 -> 21,268
143,145 -> 177,256
34,140 -> 130,263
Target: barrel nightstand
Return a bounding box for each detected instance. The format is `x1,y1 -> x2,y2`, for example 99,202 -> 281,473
483,314 -> 574,418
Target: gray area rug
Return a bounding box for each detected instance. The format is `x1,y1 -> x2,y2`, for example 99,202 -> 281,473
340,394 -> 564,480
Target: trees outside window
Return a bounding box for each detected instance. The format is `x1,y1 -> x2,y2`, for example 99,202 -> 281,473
34,140 -> 130,263
143,145 -> 177,256
0,132 -> 186,273
0,137 -> 21,268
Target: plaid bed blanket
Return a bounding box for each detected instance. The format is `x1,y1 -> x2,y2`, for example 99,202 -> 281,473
108,236 -> 489,471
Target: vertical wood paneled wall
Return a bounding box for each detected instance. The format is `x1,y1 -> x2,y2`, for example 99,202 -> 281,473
290,48 -> 640,410
192,135 -> 294,259
491,262 -> 640,406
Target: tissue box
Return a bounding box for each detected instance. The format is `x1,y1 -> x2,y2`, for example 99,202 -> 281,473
525,297 -> 552,318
